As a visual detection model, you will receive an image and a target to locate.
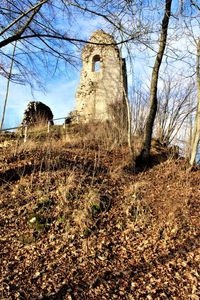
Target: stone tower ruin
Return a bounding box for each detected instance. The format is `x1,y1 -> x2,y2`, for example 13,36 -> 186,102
76,30 -> 127,124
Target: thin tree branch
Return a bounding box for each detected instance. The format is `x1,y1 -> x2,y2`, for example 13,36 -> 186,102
0,0 -> 48,36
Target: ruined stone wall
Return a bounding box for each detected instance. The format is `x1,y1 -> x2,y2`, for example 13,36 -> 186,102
76,30 -> 127,123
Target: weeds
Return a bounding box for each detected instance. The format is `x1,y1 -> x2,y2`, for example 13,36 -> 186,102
1,122 -> 199,300
28,213 -> 52,234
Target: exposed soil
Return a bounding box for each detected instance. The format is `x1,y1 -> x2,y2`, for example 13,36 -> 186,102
0,135 -> 199,300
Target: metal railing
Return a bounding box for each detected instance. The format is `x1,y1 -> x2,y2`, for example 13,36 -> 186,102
0,117 -> 68,143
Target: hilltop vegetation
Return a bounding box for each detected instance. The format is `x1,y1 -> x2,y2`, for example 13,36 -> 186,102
0,125 -> 199,300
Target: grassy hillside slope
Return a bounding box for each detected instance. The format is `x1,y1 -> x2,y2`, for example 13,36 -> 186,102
0,127 -> 199,300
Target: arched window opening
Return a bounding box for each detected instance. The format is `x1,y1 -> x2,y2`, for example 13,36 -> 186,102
92,55 -> 101,72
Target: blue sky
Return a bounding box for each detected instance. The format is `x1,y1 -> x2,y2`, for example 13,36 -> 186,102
0,69 -> 78,128
0,2 -> 198,130
0,12 -> 104,129
0,1 -> 163,130
0,35 -> 194,130
0,35 -> 148,130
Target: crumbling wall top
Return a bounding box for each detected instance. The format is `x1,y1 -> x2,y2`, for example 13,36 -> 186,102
89,30 -> 116,44
82,30 -> 119,62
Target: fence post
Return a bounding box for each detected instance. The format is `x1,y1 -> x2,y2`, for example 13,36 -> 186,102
24,125 -> 28,143
47,121 -> 50,133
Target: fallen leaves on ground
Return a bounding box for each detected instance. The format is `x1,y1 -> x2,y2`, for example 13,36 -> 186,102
0,137 -> 199,300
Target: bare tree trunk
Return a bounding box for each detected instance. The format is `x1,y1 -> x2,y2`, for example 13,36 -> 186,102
123,87 -> 133,157
190,39 -> 200,166
139,0 -> 172,164
0,41 -> 17,130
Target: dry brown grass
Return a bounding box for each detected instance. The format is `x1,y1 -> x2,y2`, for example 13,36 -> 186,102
0,122 -> 199,300
73,189 -> 101,234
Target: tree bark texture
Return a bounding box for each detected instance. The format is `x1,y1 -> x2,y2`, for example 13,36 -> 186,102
140,0 -> 172,163
190,39 -> 200,166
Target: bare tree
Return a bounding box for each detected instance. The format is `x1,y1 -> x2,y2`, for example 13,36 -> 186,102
137,0 -> 172,164
0,41 -> 17,130
0,1 -> 148,85
156,73 -> 195,146
0,1 -> 82,86
190,39 -> 200,165
177,1 -> 200,164
130,83 -> 149,136
1,0 -> 199,164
